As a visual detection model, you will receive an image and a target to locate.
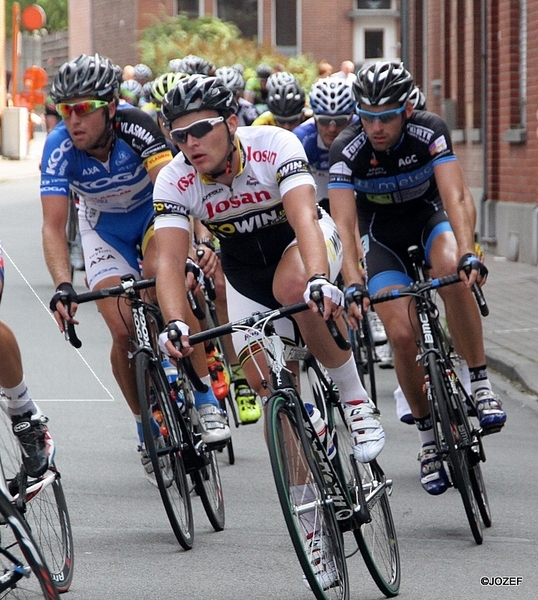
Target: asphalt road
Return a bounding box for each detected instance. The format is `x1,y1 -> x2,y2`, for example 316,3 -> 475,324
1,176 -> 537,599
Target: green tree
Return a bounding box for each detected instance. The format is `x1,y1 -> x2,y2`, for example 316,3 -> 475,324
6,0 -> 68,33
138,11 -> 318,91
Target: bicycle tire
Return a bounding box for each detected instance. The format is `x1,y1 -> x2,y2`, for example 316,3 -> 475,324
265,394 -> 349,600
427,359 -> 483,544
217,395 -> 236,465
180,377 -> 225,532
329,402 -> 400,597
0,416 -> 74,593
0,490 -> 60,599
136,352 -> 194,550
452,375 -> 492,528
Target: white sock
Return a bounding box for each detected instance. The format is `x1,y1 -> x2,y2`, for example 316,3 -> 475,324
0,379 -> 37,417
326,355 -> 368,404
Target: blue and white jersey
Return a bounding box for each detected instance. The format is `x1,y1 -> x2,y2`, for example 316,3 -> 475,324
40,106 -> 171,216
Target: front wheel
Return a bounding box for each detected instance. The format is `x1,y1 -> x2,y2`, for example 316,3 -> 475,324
265,394 -> 349,600
136,352 -> 194,550
329,402 -> 400,597
429,361 -> 483,544
0,490 -> 60,599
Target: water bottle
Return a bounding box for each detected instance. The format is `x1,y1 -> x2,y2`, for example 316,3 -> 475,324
162,359 -> 185,409
305,403 -> 336,460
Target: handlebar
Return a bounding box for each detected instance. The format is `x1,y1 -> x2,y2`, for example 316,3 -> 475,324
370,273 -> 489,317
63,277 -> 156,349
189,301 -> 350,351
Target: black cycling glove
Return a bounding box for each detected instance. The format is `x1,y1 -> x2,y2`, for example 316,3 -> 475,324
49,282 -> 77,314
344,283 -> 370,312
457,253 -> 488,281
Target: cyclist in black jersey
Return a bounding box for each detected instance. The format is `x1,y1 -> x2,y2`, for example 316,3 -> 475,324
328,60 -> 506,496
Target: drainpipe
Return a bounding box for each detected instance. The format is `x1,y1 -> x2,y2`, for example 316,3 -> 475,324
400,0 -> 409,65
480,0 -> 491,244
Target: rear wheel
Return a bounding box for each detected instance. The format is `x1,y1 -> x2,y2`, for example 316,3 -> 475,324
265,394 -> 349,600
0,490 -> 60,599
136,352 -> 194,550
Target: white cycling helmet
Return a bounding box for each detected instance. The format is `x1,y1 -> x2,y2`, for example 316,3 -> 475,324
309,78 -> 356,116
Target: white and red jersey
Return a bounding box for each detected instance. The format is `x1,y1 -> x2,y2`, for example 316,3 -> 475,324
153,126 -> 315,264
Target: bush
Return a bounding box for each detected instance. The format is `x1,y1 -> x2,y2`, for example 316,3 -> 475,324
138,11 -> 318,91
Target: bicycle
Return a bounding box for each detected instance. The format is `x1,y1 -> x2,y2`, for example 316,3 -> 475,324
0,413 -> 74,594
0,487 -> 60,598
194,263 -> 239,465
190,300 -> 400,600
370,245 -> 491,545
64,275 -> 225,551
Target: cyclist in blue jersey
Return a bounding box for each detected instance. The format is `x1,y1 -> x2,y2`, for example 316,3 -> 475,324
42,54 -> 230,481
328,60 -> 506,496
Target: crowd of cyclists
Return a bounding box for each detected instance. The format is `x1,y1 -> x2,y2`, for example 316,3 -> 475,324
0,49 -> 508,592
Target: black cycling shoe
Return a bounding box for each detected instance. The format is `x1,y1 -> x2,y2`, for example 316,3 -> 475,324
11,412 -> 54,478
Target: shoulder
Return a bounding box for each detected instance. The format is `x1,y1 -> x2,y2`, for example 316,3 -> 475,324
114,105 -> 170,157
252,111 -> 275,126
329,122 -> 366,163
293,118 -> 316,141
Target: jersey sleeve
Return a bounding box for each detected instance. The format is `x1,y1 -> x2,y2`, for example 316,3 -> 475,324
270,128 -> 316,196
328,132 -> 356,190
40,124 -> 72,197
115,106 -> 172,172
153,156 -> 192,233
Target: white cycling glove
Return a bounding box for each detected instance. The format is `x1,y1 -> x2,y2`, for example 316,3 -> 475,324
158,320 -> 190,356
303,275 -> 344,307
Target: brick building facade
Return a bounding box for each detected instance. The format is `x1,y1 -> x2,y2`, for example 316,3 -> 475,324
64,1 -> 538,264
406,0 -> 538,264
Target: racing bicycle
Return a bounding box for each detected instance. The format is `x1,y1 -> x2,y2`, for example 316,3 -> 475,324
370,245 -> 491,544
190,298 -> 400,600
64,276 -> 225,550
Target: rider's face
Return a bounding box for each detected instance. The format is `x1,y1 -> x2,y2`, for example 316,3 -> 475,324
170,110 -> 237,176
359,102 -> 412,152
61,97 -> 115,152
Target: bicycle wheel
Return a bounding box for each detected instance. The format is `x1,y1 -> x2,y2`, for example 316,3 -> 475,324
0,491 -> 60,599
180,377 -> 225,532
136,352 -> 194,550
0,415 -> 74,593
452,376 -> 492,528
329,402 -> 400,597
428,359 -> 483,544
266,394 -> 349,600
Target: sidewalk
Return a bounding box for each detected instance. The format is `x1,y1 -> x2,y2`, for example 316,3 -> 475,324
1,135 -> 537,398
0,130 -> 45,182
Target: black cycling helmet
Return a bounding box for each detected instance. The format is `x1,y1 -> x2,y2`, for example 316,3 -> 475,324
161,75 -> 237,128
256,64 -> 272,79
51,53 -> 119,103
408,85 -> 427,110
353,60 -> 414,107
266,72 -> 305,118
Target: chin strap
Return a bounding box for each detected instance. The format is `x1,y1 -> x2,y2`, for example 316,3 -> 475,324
89,110 -> 115,151
207,119 -> 236,178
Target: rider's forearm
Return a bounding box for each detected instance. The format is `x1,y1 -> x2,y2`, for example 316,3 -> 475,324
42,225 -> 72,286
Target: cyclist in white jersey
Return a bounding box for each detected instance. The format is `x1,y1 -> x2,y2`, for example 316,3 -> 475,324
152,75 -> 385,467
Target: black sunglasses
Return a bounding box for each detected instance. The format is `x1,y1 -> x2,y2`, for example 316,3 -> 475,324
169,116 -> 224,144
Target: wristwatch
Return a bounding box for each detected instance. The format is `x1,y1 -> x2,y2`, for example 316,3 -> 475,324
196,237 -> 216,252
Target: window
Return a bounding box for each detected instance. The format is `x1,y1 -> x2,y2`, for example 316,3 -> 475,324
176,0 -> 198,19
365,30 -> 384,59
275,0 -> 297,48
358,0 -> 391,8
217,0 -> 258,39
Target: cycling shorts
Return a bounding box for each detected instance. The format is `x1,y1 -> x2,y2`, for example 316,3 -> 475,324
79,201 -> 154,289
224,211 -> 343,363
360,200 -> 452,295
